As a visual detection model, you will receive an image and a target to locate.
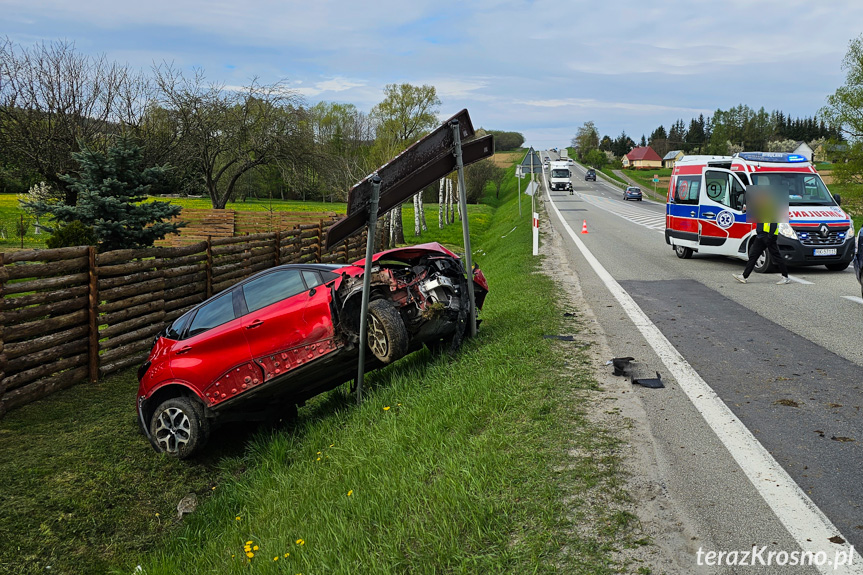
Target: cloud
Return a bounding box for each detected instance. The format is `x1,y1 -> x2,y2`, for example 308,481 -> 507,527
516,98 -> 712,116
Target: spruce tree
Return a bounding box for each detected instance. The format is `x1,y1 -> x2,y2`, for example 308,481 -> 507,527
24,136 -> 183,251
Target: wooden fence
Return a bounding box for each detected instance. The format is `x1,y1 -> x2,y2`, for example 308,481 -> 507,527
0,219 -> 375,418
157,209 -> 342,245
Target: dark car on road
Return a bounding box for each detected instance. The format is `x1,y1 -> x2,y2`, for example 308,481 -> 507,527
623,186 -> 643,201
137,242 -> 489,458
585,168 -> 596,181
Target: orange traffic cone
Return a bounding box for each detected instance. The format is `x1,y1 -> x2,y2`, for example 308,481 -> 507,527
581,220 -> 588,234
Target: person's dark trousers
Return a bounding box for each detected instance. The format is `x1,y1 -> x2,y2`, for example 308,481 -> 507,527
743,233 -> 789,278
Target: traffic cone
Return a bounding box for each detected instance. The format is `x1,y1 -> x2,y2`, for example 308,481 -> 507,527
581,220 -> 588,234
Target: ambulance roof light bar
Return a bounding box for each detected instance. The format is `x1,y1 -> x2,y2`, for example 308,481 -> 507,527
734,152 -> 808,163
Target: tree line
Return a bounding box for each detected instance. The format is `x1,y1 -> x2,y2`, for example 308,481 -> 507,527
572,106 -> 844,169
1,38 -> 522,249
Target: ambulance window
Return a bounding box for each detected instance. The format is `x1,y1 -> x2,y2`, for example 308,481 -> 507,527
705,171 -> 731,206
730,175 -> 746,211
674,176 -> 700,205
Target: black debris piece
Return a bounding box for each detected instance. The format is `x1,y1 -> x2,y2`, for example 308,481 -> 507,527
633,372 -> 664,389
543,335 -> 576,341
611,357 -> 634,376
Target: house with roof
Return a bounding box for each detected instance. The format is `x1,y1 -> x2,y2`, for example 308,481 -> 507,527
662,150 -> 685,169
622,146 -> 662,170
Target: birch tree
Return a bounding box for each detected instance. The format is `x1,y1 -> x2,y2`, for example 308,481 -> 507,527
438,178 -> 445,229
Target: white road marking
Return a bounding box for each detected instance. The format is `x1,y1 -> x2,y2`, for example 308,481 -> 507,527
545,186 -> 860,574
841,295 -> 863,305
788,275 -> 814,285
577,193 -> 666,232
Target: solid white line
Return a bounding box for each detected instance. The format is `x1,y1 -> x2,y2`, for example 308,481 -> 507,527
788,275 -> 814,285
841,295 -> 863,305
545,188 -> 860,574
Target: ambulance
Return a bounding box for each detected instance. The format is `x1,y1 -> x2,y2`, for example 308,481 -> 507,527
665,152 -> 855,273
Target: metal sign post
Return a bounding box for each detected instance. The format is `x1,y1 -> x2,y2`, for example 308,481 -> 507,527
450,120 -> 477,338
355,175 -> 381,405
517,166 -> 522,217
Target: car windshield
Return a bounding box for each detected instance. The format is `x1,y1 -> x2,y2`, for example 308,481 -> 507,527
551,169 -> 569,178
750,172 -> 836,206
628,187 -> 641,193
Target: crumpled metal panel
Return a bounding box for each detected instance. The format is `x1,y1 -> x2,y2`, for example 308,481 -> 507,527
203,362 -> 262,405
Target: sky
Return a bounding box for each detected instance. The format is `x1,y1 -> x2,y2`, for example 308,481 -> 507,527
3,0 -> 862,149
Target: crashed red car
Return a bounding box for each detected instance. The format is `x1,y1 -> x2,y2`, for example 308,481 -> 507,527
137,242 -> 488,458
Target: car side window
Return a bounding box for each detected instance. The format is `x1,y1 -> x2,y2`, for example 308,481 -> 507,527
674,176 -> 700,205
187,292 -> 236,337
242,269 -> 306,313
302,270 -> 323,289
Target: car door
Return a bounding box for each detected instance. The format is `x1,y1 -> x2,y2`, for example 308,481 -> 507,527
698,169 -> 747,254
666,174 -> 701,247
168,289 -> 258,404
240,268 -> 336,382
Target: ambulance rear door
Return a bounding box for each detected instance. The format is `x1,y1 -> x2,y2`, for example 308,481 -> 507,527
696,168 -> 749,255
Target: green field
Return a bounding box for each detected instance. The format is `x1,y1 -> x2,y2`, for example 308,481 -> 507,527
0,163 -> 642,574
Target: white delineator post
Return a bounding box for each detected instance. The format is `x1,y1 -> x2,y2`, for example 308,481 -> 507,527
532,212 -> 539,256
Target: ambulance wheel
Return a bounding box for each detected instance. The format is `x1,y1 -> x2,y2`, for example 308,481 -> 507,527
752,247 -> 774,273
825,262 -> 850,271
675,246 -> 693,259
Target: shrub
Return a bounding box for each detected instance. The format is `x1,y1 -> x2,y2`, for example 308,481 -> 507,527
46,220 -> 97,249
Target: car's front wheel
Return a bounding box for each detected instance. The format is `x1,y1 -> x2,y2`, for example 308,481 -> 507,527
150,397 -> 209,459
367,300 -> 409,364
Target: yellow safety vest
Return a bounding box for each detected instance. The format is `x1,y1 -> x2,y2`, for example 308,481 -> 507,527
761,223 -> 778,235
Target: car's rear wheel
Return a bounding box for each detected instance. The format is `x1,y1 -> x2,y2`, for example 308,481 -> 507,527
826,262 -> 850,271
150,397 -> 209,459
675,245 -> 693,259
367,300 -> 409,364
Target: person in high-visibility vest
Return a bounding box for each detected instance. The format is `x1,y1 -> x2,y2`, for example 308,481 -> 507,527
733,222 -> 791,284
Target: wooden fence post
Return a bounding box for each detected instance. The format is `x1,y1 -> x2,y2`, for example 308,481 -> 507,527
87,246 -> 99,383
316,219 -> 323,263
205,236 -> 213,298
0,252 -> 7,417
274,231 -> 281,266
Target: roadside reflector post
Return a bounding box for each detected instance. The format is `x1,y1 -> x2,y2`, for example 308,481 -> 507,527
450,119 -> 477,338
356,174 -> 382,405
533,212 -> 539,255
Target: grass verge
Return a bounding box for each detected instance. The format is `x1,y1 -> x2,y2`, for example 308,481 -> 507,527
1,162 -> 640,574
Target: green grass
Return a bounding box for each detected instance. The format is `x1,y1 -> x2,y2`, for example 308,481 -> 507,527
150,196 -> 348,213
0,162 -> 641,574
827,182 -> 863,230
0,194 -> 48,250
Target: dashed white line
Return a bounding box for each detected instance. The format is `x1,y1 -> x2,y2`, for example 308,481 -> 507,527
545,186 -> 860,575
788,275 -> 814,285
841,295 -> 863,304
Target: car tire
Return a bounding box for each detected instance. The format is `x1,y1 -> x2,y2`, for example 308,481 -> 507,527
367,300 -> 409,364
675,245 -> 693,259
149,397 -> 209,459
825,262 -> 850,271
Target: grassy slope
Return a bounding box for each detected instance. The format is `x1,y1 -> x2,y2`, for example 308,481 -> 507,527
0,163 -> 639,575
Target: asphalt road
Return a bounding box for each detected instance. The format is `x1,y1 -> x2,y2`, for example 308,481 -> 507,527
540,150 -> 863,572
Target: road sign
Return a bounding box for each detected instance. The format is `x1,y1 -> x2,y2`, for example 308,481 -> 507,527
520,148 -> 542,173
325,109 -> 495,249
524,181 -> 539,196
653,174 -> 659,183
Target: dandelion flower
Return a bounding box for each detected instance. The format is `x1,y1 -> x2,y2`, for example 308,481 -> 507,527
296,539 -> 305,546
235,516 -> 241,521
273,556 -> 279,562
329,444 -> 334,447
316,457 -> 321,461
212,486 -> 216,490
284,553 -> 290,558
246,552 -> 254,559
155,513 -> 160,517
316,451 -> 321,455
246,540 -> 253,545
253,545 -> 259,551
383,406 -> 390,411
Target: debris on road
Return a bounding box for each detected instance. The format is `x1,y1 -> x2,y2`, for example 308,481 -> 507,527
632,372 -> 664,389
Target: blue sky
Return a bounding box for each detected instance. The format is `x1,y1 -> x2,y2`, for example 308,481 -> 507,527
3,0 -> 862,148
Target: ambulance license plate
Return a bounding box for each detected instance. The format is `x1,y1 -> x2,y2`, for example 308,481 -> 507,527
813,248 -> 837,256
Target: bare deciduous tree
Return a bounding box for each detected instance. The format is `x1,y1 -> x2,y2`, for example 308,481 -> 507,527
153,64 -> 309,209
0,38 -> 149,204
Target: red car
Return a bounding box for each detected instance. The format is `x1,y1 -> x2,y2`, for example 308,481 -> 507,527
137,242 -> 489,458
